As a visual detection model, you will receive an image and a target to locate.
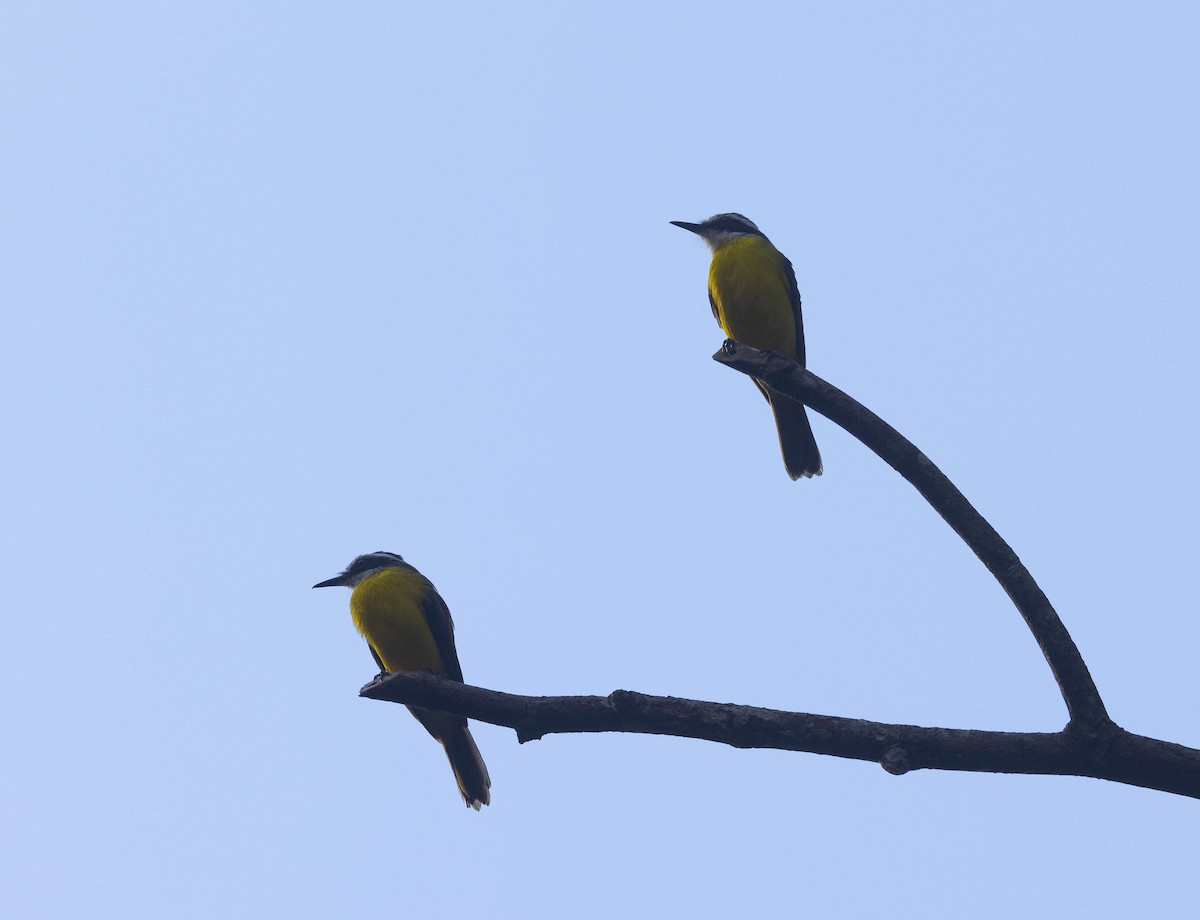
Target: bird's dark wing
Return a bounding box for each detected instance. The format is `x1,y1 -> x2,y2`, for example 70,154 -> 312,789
420,587 -> 465,683
781,254 -> 806,366
367,643 -> 387,674
707,287 -> 720,324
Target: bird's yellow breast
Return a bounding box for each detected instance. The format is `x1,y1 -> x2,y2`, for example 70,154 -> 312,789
349,567 -> 446,675
708,235 -> 797,357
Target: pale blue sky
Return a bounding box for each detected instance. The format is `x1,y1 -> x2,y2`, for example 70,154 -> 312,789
3,3 -> 1198,917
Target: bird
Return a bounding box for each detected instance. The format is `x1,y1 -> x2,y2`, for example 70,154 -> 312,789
671,212 -> 822,479
313,551 -> 491,809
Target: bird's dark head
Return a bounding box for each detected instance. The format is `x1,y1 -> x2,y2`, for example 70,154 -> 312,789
313,551 -> 406,589
670,212 -> 766,251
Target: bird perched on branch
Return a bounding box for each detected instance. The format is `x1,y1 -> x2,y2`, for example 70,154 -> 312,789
314,551 -> 491,809
671,212 -> 822,479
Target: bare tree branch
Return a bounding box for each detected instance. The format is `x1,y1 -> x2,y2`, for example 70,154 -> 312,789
355,343 -> 1200,801
361,673 -> 1200,799
712,341 -> 1109,730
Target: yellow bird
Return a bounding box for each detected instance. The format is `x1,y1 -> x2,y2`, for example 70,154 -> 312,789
672,213 -> 822,479
314,551 -> 491,809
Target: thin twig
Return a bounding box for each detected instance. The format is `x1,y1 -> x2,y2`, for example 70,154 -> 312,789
361,673 -> 1200,799
712,341 -> 1110,730
353,346 -> 1200,800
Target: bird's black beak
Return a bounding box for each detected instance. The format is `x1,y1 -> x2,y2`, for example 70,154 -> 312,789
670,220 -> 703,234
312,574 -> 347,589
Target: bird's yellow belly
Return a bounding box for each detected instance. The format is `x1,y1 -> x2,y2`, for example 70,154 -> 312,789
708,237 -> 797,357
350,569 -> 445,675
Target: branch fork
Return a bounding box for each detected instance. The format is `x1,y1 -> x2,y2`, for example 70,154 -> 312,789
359,342 -> 1200,799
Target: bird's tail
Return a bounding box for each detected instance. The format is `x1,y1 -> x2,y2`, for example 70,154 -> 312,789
769,392 -> 822,480
440,724 -> 491,810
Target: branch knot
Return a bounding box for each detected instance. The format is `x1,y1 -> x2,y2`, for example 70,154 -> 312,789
880,745 -> 912,775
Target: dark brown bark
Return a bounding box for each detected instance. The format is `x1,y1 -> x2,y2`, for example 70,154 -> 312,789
361,674 -> 1200,798
358,342 -> 1199,800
